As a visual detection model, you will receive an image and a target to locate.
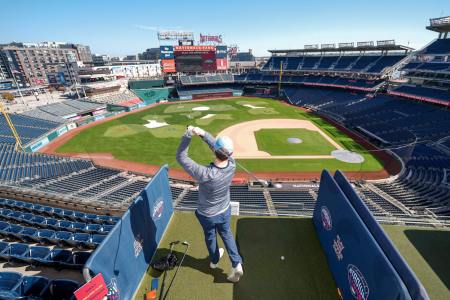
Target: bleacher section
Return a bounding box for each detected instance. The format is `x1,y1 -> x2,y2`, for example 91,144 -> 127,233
177,85 -> 243,100
235,73 -> 384,91
0,114 -> 62,146
389,85 -> 450,105
262,54 -> 406,75
0,144 -> 92,182
283,84 -> 450,216
180,74 -> 234,85
21,100 -> 105,120
86,91 -> 141,105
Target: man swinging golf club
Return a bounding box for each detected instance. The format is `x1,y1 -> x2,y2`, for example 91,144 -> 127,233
176,125 -> 244,283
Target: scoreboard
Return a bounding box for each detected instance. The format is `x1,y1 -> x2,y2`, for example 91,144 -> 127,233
160,45 -> 228,73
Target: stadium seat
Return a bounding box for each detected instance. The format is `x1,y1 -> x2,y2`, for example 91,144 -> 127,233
0,272 -> 22,296
2,243 -> 29,262
30,215 -> 46,227
36,229 -> 56,245
84,223 -> 101,234
66,233 -> 90,249
101,224 -> 114,234
40,279 -> 79,300
20,227 -> 39,243
20,213 -> 35,225
44,218 -> 59,230
60,251 -> 91,270
87,234 -> 106,249
73,211 -> 87,222
72,222 -> 87,232
55,231 -> 73,246
62,210 -> 75,220
57,220 -> 73,231
11,275 -> 50,299
6,224 -> 24,240
17,246 -> 51,266
44,249 -> 73,268
0,221 -> 10,236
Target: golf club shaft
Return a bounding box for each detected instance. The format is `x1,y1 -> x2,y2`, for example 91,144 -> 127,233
159,242 -> 178,300
162,243 -> 190,300
235,160 -> 268,187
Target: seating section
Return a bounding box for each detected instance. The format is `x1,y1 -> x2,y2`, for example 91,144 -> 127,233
0,272 -> 79,299
283,84 -> 450,216
0,143 -> 93,182
0,114 -> 62,145
180,74 -> 234,85
87,91 -> 140,105
24,100 -> 105,119
421,38 -> 450,55
269,190 -> 316,216
389,85 -> 450,104
262,54 -> 405,75
236,73 -> 384,91
177,85 -> 243,98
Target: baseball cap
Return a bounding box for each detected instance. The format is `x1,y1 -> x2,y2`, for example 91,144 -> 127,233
214,136 -> 234,156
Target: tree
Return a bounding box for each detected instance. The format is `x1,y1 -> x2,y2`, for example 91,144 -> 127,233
1,93 -> 14,101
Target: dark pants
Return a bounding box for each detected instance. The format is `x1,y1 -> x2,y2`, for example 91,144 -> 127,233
195,207 -> 242,268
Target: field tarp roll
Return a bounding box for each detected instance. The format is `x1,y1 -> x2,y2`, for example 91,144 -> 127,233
83,165 -> 174,300
313,170 -> 411,300
334,170 -> 429,300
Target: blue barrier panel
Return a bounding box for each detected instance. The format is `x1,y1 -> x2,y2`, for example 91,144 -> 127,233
313,170 -> 411,300
334,171 -> 429,299
83,165 -> 173,300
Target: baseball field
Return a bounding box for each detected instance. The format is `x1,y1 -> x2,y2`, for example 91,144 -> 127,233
55,97 -> 384,175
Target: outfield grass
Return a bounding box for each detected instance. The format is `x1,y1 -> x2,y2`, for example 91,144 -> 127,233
255,128 -> 337,155
134,212 -> 337,300
383,225 -> 450,300
56,97 -> 383,173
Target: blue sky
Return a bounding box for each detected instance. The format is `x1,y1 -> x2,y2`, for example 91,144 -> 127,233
1,0 -> 448,56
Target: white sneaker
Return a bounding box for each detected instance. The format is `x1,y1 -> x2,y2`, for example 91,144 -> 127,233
227,263 -> 244,283
210,248 -> 224,269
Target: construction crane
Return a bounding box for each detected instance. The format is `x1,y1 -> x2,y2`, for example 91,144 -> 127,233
0,102 -> 23,150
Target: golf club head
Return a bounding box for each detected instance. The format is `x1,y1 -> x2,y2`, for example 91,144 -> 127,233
169,240 -> 180,246
181,241 -> 190,246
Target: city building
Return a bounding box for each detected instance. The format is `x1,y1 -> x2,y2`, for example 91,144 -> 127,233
138,48 -> 160,61
0,42 -> 91,87
92,54 -> 110,66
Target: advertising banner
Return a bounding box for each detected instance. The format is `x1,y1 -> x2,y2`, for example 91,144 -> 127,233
161,59 -> 176,73
158,30 -> 194,41
200,34 -> 223,44
159,46 -> 174,59
83,166 -> 174,300
216,58 -> 228,70
215,45 -> 228,58
313,170 -> 413,300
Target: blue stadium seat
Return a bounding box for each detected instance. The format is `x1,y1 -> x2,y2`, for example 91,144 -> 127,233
36,229 -> 56,245
20,227 -> 39,243
66,233 -> 90,249
72,222 -> 87,232
55,231 -> 73,246
30,215 -> 46,227
101,224 -> 114,234
57,220 -> 73,232
60,251 -> 91,270
88,234 -> 106,249
16,245 -> 51,266
11,275 -> 50,299
44,218 -> 59,230
20,213 -> 35,225
2,243 -> 29,262
73,211 -> 87,222
84,223 -> 101,234
6,224 -> 24,240
44,249 -> 73,268
40,279 -> 79,300
0,221 -> 10,236
0,272 -> 22,297
0,242 -> 9,254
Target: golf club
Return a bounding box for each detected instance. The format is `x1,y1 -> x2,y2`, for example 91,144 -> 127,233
235,160 -> 271,187
157,241 -> 180,300
162,241 -> 190,300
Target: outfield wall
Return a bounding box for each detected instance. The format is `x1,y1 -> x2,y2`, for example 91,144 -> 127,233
313,170 -> 428,300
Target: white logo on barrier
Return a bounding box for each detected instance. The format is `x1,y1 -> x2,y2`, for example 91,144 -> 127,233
134,234 -> 143,258
152,198 -> 164,220
347,264 -> 369,300
107,278 -> 120,300
321,206 -> 332,231
333,234 -> 345,261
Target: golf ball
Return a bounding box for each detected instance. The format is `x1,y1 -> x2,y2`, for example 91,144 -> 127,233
281,256 -> 285,260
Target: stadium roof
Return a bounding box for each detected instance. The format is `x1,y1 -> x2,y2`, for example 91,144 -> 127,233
268,44 -> 413,54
